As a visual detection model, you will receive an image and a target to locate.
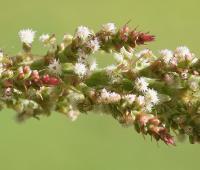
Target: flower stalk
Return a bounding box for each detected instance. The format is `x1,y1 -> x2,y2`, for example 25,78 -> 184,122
0,23 -> 199,145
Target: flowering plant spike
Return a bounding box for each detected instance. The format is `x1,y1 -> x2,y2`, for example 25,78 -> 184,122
1,23 -> 200,145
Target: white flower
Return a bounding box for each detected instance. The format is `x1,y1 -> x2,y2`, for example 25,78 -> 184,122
144,89 -> 159,105
120,46 -> 133,59
19,29 -> 36,44
114,53 -> 124,63
105,64 -> 116,74
175,46 -> 191,58
67,106 -> 80,121
143,103 -> 154,112
89,59 -> 98,71
74,63 -> 87,77
136,95 -> 145,106
87,38 -> 100,53
123,94 -> 136,104
135,77 -> 149,92
39,34 -> 50,43
135,49 -> 152,58
160,49 -> 173,64
102,23 -> 116,33
75,26 -> 91,40
170,57 -> 178,66
48,59 -> 62,75
98,88 -> 121,103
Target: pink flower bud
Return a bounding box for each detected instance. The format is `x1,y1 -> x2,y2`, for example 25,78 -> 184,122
23,66 -> 31,74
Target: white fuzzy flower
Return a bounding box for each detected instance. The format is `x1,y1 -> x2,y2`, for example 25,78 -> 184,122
74,63 -> 87,77
48,59 -> 62,75
19,29 -> 36,44
114,53 -> 124,63
102,23 -> 116,33
135,49 -> 152,58
135,77 -> 149,92
105,64 -> 116,74
89,59 -> 98,71
136,95 -> 145,106
39,34 -> 50,43
144,103 -> 154,112
75,26 -> 91,40
87,38 -> 100,53
175,46 -> 190,58
160,49 -> 174,64
120,46 -> 133,59
144,89 -> 159,105
99,88 -> 121,103
123,94 -> 136,104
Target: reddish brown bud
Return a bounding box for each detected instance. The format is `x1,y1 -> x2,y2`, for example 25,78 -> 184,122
49,77 -> 60,85
136,113 -> 152,127
159,129 -> 175,146
119,25 -> 130,42
23,66 -> 31,74
149,117 -> 161,126
41,74 -> 59,86
42,74 -> 50,84
136,32 -> 155,45
140,33 -> 155,42
18,72 -> 25,79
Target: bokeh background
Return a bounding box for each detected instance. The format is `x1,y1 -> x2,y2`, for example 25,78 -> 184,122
0,0 -> 199,169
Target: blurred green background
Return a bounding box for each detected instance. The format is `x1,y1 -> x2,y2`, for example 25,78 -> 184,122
0,0 -> 199,169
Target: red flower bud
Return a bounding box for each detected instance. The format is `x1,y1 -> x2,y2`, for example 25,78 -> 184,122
42,74 -> 50,83
49,77 -> 60,85
140,33 -> 155,42
41,74 -> 59,86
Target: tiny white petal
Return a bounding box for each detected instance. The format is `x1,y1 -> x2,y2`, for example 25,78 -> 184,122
136,95 -> 145,106
102,23 -> 116,33
135,77 -> 149,92
160,49 -> 173,64
114,53 -> 124,63
145,89 -> 159,105
48,59 -> 62,75
19,29 -> 36,44
87,38 -> 100,53
135,49 -> 152,58
75,26 -> 91,40
39,34 -> 50,43
120,46 -> 133,59
74,63 -> 87,77
123,94 -> 136,104
175,46 -> 190,57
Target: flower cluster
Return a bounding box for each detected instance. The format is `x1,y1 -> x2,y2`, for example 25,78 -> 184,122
0,23 -> 200,145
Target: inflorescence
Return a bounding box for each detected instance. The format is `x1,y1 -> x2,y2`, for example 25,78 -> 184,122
1,23 -> 200,145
